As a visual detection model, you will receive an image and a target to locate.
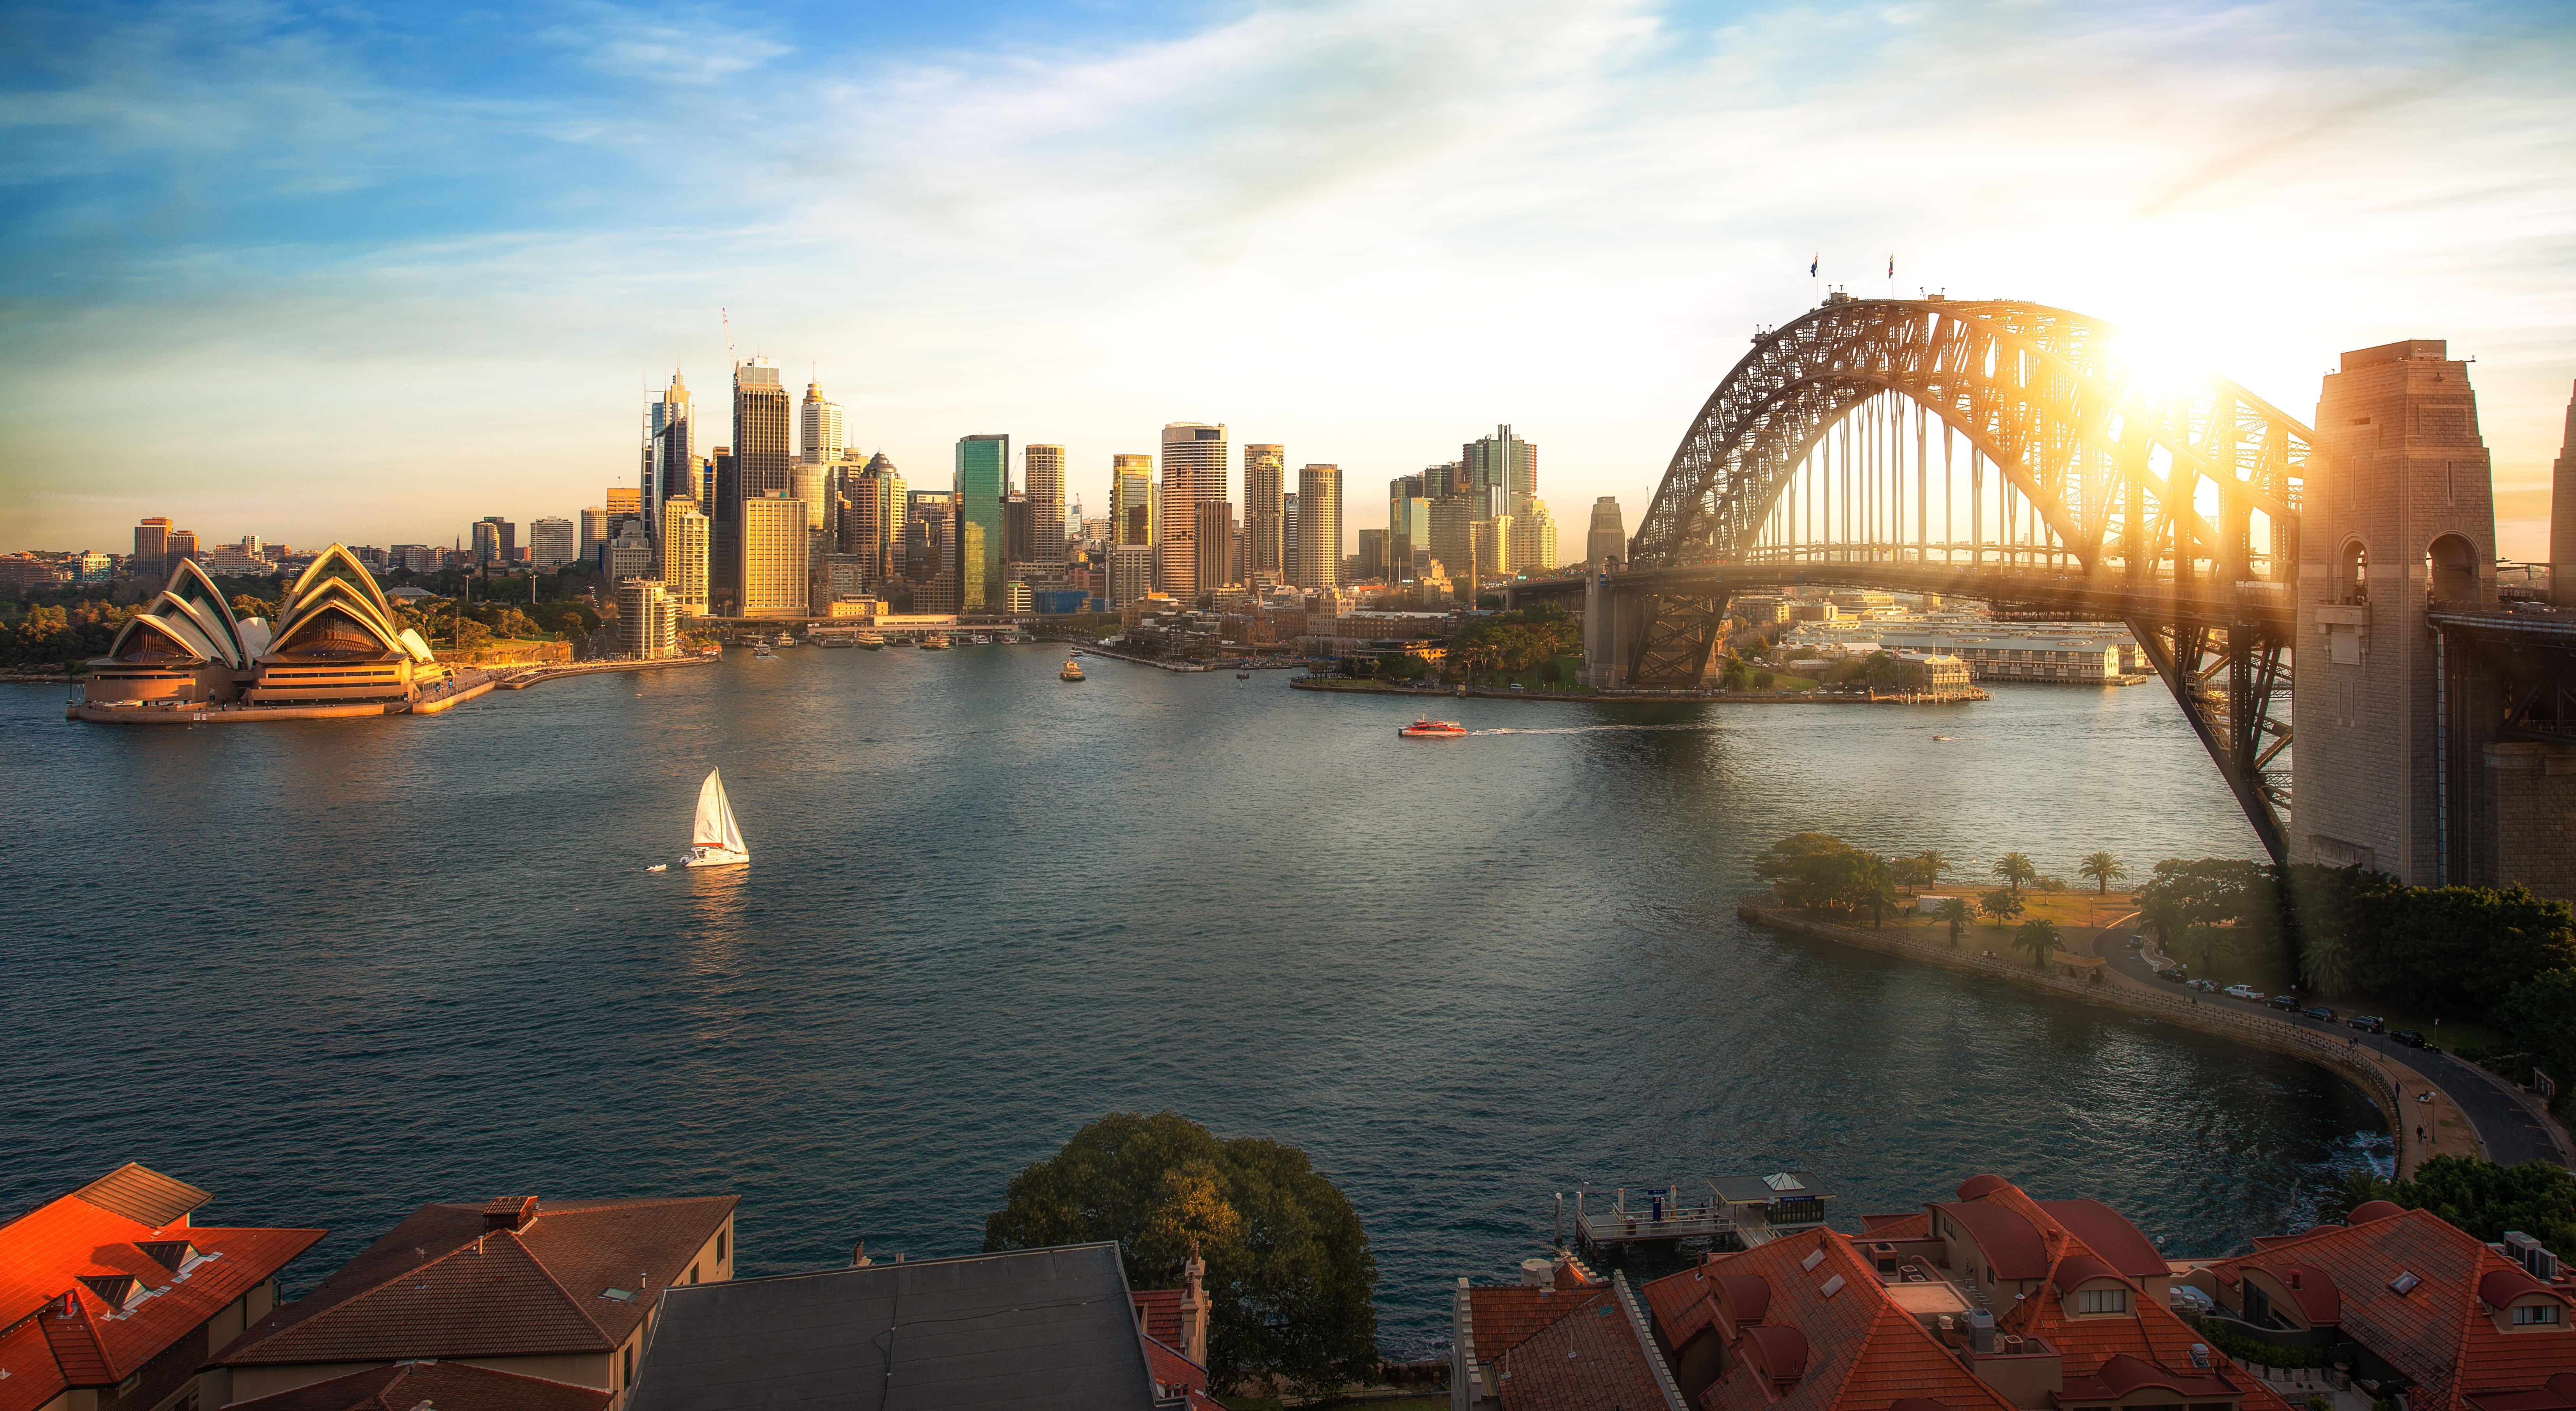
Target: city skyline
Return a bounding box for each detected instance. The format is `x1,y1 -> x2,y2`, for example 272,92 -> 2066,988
4,0 -> 2571,558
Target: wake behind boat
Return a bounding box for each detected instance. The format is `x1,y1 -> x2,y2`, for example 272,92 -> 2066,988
680,768 -> 750,868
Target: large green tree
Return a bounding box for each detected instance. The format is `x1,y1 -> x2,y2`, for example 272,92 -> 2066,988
982,1112 -> 1377,1395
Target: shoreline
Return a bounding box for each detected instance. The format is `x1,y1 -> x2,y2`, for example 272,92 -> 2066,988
1291,677 -> 1986,705
1735,894 -> 2480,1178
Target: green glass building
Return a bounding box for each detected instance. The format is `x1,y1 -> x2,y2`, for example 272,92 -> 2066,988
955,433 -> 1009,612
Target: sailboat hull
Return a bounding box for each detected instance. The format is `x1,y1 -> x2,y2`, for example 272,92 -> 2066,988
683,846 -> 750,868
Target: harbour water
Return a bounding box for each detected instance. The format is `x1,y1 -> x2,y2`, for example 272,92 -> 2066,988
0,650 -> 2382,1356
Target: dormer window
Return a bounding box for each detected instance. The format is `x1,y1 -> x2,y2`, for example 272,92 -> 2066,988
2077,1287 -> 2130,1314
2513,1304 -> 2562,1327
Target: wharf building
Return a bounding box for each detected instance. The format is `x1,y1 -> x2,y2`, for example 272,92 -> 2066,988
0,1161 -> 323,1411
1246,443 -> 1287,580
1158,423 -> 1226,599
85,548 -> 448,711
955,433 -> 1009,614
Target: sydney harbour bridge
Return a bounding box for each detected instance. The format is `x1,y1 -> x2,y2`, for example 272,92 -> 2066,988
1505,296 -> 2576,896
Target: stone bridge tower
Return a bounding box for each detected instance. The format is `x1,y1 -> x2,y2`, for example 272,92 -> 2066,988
2295,339 -> 2498,885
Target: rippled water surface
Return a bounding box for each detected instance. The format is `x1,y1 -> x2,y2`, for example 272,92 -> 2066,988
0,651 -> 2383,1355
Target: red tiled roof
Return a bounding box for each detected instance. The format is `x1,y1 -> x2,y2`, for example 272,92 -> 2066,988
2481,1268 -> 2563,1311
0,1166 -> 325,1409
1651,1232 -> 2017,1411
2059,1352 -> 2237,1400
2248,1264 -> 2343,1326
2467,1372 -> 2576,1411
2201,1208 -> 2576,1411
1142,1330 -> 1223,1411
222,1360 -> 613,1411
1470,1286 -> 1615,1363
1134,1289 -> 1184,1347
1497,1294 -> 1666,1411
2034,1200 -> 2166,1279
1928,1202 -> 2048,1280
2050,1254 -> 2123,1294
1860,1214 -> 1931,1237
217,1194 -> 735,1368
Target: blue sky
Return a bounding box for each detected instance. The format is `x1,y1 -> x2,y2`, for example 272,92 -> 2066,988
4,0 -> 2572,556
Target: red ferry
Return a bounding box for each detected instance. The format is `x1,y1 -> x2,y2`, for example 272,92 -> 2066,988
1398,718 -> 1470,738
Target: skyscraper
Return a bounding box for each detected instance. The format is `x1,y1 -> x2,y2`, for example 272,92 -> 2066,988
471,517 -> 515,569
661,498 -> 709,616
648,371 -> 692,534
1244,444 -> 1285,580
1193,500 -> 1236,597
580,506 -> 612,559
741,492 -> 808,619
800,379 -> 844,465
904,490 -> 962,614
956,433 -> 1008,613
1282,492 -> 1298,580
133,518 -> 169,580
721,359 -> 790,616
1587,497 -> 1627,568
2551,381 -> 2576,605
1463,425 -> 1538,505
1157,423 -> 1225,600
1294,465 -> 1342,591
842,453 -> 905,587
1388,474 -> 1428,580
1110,454 -> 1154,547
1023,445 -> 1065,563
1357,529 -> 1387,581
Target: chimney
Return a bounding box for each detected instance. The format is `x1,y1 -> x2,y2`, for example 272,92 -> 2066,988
1179,1240 -> 1210,1367
482,1196 -> 538,1233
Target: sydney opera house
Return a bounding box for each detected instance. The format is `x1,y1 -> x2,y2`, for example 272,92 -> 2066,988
77,545 -> 461,720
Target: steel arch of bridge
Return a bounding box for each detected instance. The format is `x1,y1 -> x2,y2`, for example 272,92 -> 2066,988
1624,298 -> 2315,862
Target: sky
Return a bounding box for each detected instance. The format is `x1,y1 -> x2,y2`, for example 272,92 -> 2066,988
4,0 -> 2573,560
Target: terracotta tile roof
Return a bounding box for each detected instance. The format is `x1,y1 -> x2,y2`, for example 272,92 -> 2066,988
221,1360 -> 613,1411
1134,1289 -> 1183,1346
2199,1207 -> 2576,1411
1497,1294 -> 1666,1411
1143,1332 -> 1224,1409
1928,1201 -> 2048,1280
1652,1232 -> 2016,1411
2467,1371 -> 2576,1411
2246,1263 -> 2344,1325
0,1167 -> 325,1409
216,1194 -> 735,1368
2035,1200 -> 2166,1280
1471,1286 -> 1616,1363
1860,1214 -> 1931,1238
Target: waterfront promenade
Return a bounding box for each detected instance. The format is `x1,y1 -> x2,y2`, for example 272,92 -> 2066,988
1737,894 -> 2574,1174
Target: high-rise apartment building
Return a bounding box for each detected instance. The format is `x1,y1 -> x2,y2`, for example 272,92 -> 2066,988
1107,543 -> 1155,607
1587,496 -> 1627,567
606,520 -> 655,580
1157,423 -> 1225,600
580,506 -> 612,559
1002,492 -> 1036,566
617,579 -> 681,658
842,453 -> 905,587
529,517 -> 576,569
648,371 -> 693,533
1509,502 -> 1556,573
1356,529 -> 1387,581
956,434 -> 1009,613
1428,497 -> 1476,582
1023,445 -> 1065,563
471,517 -> 516,569
721,359 -> 790,616
903,491 -> 962,614
1282,492 -> 1298,578
791,463 -> 829,532
799,379 -> 845,465
1193,500 -> 1237,597
1110,454 -> 1154,547
741,492 -> 808,619
1244,444 -> 1285,580
1293,465 -> 1342,591
133,518 -> 170,579
661,499 -> 709,616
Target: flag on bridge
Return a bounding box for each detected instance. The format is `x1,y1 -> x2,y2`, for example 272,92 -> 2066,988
1888,254 -> 1895,278
1809,253 -> 1818,278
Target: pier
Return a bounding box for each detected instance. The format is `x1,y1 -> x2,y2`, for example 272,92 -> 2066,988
1569,1173 -> 1836,1258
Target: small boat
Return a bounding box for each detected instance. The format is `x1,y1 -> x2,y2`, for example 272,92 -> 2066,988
753,642 -> 775,658
1062,658 -> 1085,682
774,633 -> 797,648
921,632 -> 951,650
679,768 -> 750,868
1069,650 -> 1084,658
1399,719 -> 1470,738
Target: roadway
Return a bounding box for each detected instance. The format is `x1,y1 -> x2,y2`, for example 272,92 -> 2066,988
2096,935 -> 2570,1170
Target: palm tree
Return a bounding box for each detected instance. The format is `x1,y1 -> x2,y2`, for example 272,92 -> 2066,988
2078,851 -> 2128,895
1992,852 -> 2038,893
1917,850 -> 1951,889
2015,918 -> 2063,967
2301,926 -> 2356,996
1934,896 -> 1973,947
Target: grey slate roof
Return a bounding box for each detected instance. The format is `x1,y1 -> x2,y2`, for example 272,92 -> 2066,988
627,1242 -> 1161,1411
1711,1173 -> 1837,1205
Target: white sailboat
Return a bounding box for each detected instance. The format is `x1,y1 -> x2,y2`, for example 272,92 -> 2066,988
682,768 -> 750,868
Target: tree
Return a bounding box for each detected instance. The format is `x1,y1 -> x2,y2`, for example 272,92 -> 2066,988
2317,1170 -> 2396,1223
1890,856 -> 1924,894
2014,918 -> 2063,967
1934,896 -> 1973,947
1992,852 -> 2037,893
984,1112 -> 1378,1394
2491,970 -> 2576,1096
1755,833 -> 1856,911
2174,923 -> 2242,979
1979,889 -> 2025,930
1916,850 -> 1951,889
1817,850 -> 1897,927
2389,1155 -> 2576,1262
2079,851 -> 2127,894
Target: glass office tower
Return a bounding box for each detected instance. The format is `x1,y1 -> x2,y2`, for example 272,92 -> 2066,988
955,433 -> 1009,612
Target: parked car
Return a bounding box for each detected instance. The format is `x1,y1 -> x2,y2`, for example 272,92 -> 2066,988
2269,994 -> 2299,1011
2392,1029 -> 2428,1048
1509,683 -> 1525,691
2302,1006 -> 2336,1022
2223,984 -> 2262,1000
2348,1015 -> 2387,1034
2155,968 -> 2185,983
2190,979 -> 2219,992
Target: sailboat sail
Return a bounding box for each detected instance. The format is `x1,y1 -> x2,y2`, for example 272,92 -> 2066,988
693,770 -> 734,848
717,781 -> 746,855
